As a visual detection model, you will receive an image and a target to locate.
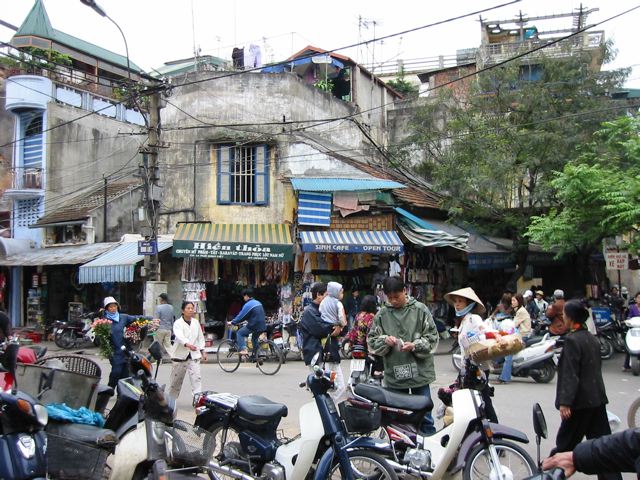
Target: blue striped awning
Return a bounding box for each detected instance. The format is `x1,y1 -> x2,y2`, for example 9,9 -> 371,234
299,230 -> 403,254
79,241 -> 172,283
298,191 -> 332,227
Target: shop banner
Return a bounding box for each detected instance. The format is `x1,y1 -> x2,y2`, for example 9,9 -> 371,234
300,243 -> 403,254
468,252 -> 514,271
173,240 -> 293,261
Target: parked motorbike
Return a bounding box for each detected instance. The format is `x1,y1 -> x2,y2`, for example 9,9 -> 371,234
344,364 -> 537,480
0,341 -> 49,480
452,334 -> 559,383
53,311 -> 100,350
624,316 -> 640,376
523,403 -> 566,480
193,352 -> 398,479
269,317 -> 303,361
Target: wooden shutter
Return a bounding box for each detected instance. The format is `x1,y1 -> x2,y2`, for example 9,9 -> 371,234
254,145 -> 269,205
217,145 -> 232,204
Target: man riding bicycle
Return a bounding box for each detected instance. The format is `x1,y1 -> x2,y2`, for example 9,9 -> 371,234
229,288 -> 266,355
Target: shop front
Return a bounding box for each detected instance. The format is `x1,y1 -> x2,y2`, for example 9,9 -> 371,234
294,229 -> 404,319
172,222 -> 294,339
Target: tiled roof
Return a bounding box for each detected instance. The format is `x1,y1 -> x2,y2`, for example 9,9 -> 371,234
34,181 -> 142,227
13,0 -> 144,73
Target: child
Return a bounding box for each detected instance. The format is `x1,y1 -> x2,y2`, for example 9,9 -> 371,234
320,282 -> 348,328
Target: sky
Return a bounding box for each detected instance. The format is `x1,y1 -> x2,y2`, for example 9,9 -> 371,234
1,0 -> 639,87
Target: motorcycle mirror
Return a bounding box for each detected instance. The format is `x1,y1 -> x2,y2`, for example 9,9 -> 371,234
148,341 -> 163,361
533,403 -> 547,439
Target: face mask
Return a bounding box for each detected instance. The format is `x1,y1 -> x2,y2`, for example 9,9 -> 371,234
455,302 -> 476,317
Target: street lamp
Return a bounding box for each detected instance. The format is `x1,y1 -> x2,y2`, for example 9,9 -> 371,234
80,0 -> 131,82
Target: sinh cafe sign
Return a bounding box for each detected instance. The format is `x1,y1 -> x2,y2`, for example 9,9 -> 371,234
173,240 -> 293,261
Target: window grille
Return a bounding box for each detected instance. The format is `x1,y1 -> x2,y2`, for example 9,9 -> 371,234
14,198 -> 42,228
217,145 -> 269,205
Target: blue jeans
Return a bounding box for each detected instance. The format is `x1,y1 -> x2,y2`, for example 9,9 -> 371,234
236,326 -> 260,352
387,384 -> 435,435
499,355 -> 513,382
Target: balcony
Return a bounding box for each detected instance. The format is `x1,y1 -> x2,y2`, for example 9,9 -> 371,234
4,168 -> 44,199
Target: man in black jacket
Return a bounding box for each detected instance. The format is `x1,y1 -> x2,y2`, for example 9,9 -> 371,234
543,428 -> 640,476
300,282 -> 340,366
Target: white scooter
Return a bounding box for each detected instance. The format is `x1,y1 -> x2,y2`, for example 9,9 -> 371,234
452,334 -> 559,383
348,376 -> 537,479
624,317 -> 640,376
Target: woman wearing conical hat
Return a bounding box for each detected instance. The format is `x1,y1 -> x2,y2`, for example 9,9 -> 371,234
444,287 -> 499,423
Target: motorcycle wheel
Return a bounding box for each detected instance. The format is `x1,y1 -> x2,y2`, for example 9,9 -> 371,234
463,440 -> 536,480
627,396 -> 640,428
451,344 -> 463,372
598,337 -> 614,360
328,450 -> 399,480
612,335 -> 627,353
530,359 -> 556,384
206,422 -> 243,479
55,330 -> 75,349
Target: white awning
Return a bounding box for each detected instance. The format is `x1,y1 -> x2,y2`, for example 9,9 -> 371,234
0,242 -> 117,266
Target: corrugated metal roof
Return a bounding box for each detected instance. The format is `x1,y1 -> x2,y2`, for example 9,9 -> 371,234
79,241 -> 172,284
33,181 -> 142,227
291,178 -> 405,192
0,242 -> 117,266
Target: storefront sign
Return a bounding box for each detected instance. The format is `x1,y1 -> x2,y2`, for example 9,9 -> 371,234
468,253 -> 514,271
605,251 -> 628,270
173,240 -> 293,261
301,243 -> 403,254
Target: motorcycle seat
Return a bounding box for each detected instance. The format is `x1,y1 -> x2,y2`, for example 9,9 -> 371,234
354,383 -> 434,411
237,395 -> 288,421
47,420 -> 117,449
524,336 -> 543,347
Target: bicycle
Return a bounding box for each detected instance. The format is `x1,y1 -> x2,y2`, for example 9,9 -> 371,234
216,323 -> 283,375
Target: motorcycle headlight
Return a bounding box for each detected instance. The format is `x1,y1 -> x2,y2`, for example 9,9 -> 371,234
33,404 -> 48,426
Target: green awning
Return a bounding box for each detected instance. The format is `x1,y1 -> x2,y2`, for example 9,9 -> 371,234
173,223 -> 293,261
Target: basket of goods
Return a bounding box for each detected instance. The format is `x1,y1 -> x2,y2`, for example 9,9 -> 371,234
124,318 -> 159,346
461,331 -> 524,363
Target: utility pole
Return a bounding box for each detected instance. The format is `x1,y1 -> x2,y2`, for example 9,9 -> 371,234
141,91 -> 161,282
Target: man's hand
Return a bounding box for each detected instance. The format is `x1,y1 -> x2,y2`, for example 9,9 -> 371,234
542,452 -> 576,477
401,341 -> 416,352
331,325 -> 342,337
384,336 -> 398,346
560,405 -> 572,420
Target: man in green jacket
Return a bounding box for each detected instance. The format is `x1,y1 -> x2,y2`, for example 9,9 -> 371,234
368,276 -> 439,435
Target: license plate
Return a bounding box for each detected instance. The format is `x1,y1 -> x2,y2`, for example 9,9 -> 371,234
350,359 -> 366,373
273,337 -> 284,345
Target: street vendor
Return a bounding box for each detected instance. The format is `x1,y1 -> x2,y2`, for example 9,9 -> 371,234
100,296 -> 152,388
444,287 -> 498,423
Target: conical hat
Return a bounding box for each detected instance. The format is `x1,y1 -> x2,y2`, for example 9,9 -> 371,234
444,287 -> 485,314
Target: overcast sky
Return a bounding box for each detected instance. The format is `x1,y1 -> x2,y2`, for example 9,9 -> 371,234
2,0 -> 639,87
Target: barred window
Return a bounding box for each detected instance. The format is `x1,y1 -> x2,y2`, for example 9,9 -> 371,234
217,145 -> 269,205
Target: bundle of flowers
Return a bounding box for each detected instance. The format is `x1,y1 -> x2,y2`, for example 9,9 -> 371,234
124,318 -> 159,344
91,319 -> 113,358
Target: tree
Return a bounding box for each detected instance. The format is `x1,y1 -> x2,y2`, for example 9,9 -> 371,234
407,42 -> 629,288
527,117 -> 640,257
387,67 -> 419,99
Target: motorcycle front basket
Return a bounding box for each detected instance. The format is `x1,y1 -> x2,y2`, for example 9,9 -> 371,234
167,419 -> 215,467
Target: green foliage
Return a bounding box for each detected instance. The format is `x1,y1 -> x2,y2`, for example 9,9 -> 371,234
387,68 -> 419,98
314,78 -> 334,92
408,45 -> 629,244
19,47 -> 72,71
526,117 -> 640,255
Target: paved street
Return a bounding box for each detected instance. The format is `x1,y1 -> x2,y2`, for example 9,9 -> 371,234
40,338 -> 639,478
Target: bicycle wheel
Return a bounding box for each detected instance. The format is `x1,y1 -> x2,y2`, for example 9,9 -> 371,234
255,340 -> 283,375
217,339 -> 241,373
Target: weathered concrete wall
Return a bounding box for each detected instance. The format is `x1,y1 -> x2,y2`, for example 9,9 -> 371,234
158,72 -> 382,232
45,103 -> 143,206
91,187 -> 146,243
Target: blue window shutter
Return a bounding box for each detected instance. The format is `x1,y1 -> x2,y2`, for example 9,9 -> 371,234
217,145 -> 232,204
255,145 -> 269,205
